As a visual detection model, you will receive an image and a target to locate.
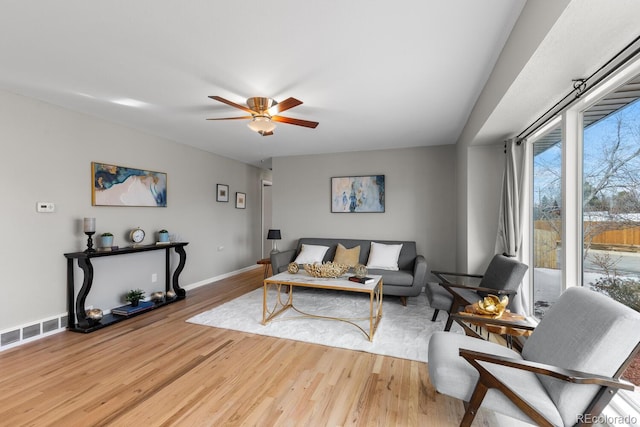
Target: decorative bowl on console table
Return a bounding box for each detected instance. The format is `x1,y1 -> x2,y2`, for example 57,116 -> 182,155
150,291 -> 165,302
86,308 -> 103,324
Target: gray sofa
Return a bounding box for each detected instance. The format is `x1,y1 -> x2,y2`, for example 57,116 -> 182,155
270,237 -> 428,305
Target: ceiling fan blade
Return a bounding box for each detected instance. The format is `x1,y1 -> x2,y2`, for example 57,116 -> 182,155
206,116 -> 253,120
272,115 -> 319,128
209,96 -> 257,114
268,97 -> 302,115
259,130 -> 274,136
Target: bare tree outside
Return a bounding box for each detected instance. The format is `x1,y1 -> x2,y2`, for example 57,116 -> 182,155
582,103 -> 640,321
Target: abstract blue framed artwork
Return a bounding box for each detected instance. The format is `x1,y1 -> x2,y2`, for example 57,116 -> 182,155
331,175 -> 385,213
91,162 -> 167,207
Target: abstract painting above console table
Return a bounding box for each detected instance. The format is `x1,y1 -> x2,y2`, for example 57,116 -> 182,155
91,162 -> 167,207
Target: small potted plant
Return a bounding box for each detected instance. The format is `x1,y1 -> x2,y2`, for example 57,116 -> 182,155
125,289 -> 145,307
158,229 -> 170,243
100,232 -> 114,248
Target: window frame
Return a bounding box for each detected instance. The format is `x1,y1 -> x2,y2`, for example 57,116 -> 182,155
525,56 -> 640,419
526,57 -> 640,318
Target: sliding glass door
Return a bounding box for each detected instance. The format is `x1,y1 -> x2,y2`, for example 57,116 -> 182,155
531,123 -> 563,318
582,77 -> 640,314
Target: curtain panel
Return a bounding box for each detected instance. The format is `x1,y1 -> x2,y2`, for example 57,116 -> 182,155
496,137 -> 529,313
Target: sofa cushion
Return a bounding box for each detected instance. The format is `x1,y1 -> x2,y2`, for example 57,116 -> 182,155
425,282 -> 453,310
369,269 -> 414,286
295,238 -> 417,271
333,243 -> 361,267
294,244 -> 330,264
366,242 -> 403,270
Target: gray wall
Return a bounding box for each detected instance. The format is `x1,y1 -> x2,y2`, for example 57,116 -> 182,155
454,0 -> 571,273
0,88 -> 266,331
271,146 -> 457,275
466,145 -> 503,272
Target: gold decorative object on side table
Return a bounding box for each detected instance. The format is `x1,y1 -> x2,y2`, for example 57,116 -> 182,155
303,262 -> 349,278
457,294 -> 533,347
467,294 -> 509,318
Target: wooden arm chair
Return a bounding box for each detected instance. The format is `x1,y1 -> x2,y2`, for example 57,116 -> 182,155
428,287 -> 640,426
427,254 -> 528,331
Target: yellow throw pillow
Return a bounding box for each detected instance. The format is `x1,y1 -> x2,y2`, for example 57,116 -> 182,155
333,243 -> 361,267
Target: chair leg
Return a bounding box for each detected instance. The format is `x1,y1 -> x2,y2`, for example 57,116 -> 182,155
461,382 -> 489,427
444,314 -> 454,331
444,298 -> 466,332
431,309 -> 440,321
400,296 -> 407,306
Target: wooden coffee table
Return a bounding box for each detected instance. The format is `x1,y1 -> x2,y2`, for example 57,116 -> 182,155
262,272 -> 383,341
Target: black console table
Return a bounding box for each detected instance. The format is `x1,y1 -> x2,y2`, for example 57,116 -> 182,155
64,242 -> 188,333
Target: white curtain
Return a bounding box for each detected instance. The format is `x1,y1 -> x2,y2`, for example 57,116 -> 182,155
496,137 -> 529,312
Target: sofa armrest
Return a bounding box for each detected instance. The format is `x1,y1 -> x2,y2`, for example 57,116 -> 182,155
412,255 -> 428,287
270,249 -> 297,274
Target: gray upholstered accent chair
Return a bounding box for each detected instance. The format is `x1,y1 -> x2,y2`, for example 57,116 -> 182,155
428,287 -> 640,426
427,254 -> 528,331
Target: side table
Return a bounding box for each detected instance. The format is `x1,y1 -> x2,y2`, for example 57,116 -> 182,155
454,305 -> 534,349
257,257 -> 272,278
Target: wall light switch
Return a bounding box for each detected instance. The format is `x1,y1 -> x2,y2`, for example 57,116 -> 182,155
36,202 -> 55,213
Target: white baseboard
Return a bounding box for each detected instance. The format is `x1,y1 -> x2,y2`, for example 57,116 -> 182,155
183,264 -> 261,291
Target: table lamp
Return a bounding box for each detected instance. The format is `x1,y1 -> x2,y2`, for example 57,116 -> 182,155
267,229 -> 281,254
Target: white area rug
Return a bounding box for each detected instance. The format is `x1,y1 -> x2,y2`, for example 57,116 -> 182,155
187,287 -> 459,363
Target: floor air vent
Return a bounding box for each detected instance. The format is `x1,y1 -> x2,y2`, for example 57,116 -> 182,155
0,313 -> 67,351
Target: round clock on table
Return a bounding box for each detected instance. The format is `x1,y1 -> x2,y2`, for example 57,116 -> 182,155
129,227 -> 145,245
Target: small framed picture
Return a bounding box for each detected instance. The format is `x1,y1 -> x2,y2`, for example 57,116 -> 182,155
235,192 -> 246,209
216,184 -> 229,202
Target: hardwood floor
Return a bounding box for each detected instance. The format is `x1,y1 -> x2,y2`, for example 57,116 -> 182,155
0,267 -> 522,426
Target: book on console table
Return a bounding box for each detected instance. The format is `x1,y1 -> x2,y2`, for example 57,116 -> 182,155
111,300 -> 154,316
348,276 -> 375,284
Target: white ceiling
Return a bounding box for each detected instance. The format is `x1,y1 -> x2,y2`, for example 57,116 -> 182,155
0,1 -> 526,166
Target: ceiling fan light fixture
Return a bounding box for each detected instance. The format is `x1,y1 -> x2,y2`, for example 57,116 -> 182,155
247,116 -> 276,133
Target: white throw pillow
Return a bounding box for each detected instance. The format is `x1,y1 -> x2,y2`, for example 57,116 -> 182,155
294,244 -> 330,264
366,242 -> 403,271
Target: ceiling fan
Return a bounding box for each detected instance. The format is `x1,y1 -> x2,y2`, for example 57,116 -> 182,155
207,96 -> 319,136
